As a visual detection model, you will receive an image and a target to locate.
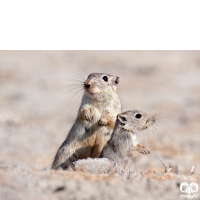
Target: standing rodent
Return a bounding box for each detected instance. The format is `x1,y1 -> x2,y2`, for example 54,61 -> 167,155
52,73 -> 122,169
74,110 -> 155,174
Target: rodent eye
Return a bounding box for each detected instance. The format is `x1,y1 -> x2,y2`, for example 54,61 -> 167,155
135,113 -> 142,119
102,76 -> 108,82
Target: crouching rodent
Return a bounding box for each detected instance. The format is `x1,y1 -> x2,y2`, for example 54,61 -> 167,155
52,73 -> 122,169
74,110 -> 155,174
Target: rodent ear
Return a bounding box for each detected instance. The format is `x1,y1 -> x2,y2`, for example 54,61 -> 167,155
117,114 -> 127,125
114,77 -> 120,85
112,76 -> 120,85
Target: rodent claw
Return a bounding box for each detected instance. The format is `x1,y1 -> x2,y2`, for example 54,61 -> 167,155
98,121 -> 104,126
98,117 -> 108,126
139,149 -> 150,154
85,115 -> 92,122
84,113 -> 93,122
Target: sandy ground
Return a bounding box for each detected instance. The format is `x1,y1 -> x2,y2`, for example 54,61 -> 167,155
0,51 -> 200,200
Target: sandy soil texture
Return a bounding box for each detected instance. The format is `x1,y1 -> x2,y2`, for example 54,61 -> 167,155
0,51 -> 200,200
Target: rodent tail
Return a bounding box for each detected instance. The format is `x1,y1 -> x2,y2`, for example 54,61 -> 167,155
73,158 -> 114,174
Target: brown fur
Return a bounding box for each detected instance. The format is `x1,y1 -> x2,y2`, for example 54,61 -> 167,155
52,73 -> 121,169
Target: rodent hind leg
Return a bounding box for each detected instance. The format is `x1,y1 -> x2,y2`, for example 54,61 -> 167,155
52,150 -> 78,170
52,145 -> 76,170
59,157 -> 76,170
90,144 -> 102,158
52,148 -> 68,169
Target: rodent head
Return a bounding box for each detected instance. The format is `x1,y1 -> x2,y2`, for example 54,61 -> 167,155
117,110 -> 155,133
84,73 -> 120,100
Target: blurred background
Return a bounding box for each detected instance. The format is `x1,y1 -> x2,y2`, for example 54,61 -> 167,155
0,51 -> 200,199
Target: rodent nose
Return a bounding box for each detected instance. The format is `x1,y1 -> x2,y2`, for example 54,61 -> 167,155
85,84 -> 90,89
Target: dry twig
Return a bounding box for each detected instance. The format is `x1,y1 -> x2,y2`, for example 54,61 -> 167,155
190,165 -> 195,176
167,163 -> 173,173
140,169 -> 148,175
156,154 -> 167,171
156,154 -> 173,173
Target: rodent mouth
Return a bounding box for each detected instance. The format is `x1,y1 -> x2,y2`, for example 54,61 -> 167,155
143,125 -> 149,130
145,117 -> 155,128
145,121 -> 154,129
85,88 -> 96,96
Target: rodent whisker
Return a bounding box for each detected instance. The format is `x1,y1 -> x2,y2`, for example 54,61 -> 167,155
69,73 -> 86,82
63,84 -> 84,89
150,125 -> 158,139
65,88 -> 84,108
152,124 -> 159,134
152,123 -> 169,145
153,122 -> 168,136
145,123 -> 160,139
152,109 -> 169,116
63,86 -> 83,95
154,120 -> 171,129
61,79 -> 85,95
146,127 -> 149,147
62,75 -> 85,84
64,79 -> 85,85
67,79 -> 85,84
152,110 -> 172,120
153,116 -> 170,120
146,125 -> 159,142
153,114 -> 170,120
62,80 -> 84,94
152,111 -> 171,128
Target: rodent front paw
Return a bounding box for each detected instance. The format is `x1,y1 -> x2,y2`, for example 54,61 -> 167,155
98,116 -> 108,126
139,149 -> 150,154
84,110 -> 93,122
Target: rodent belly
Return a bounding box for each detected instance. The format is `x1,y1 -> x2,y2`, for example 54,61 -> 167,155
96,126 -> 112,141
90,126 -> 112,158
72,126 -> 98,160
